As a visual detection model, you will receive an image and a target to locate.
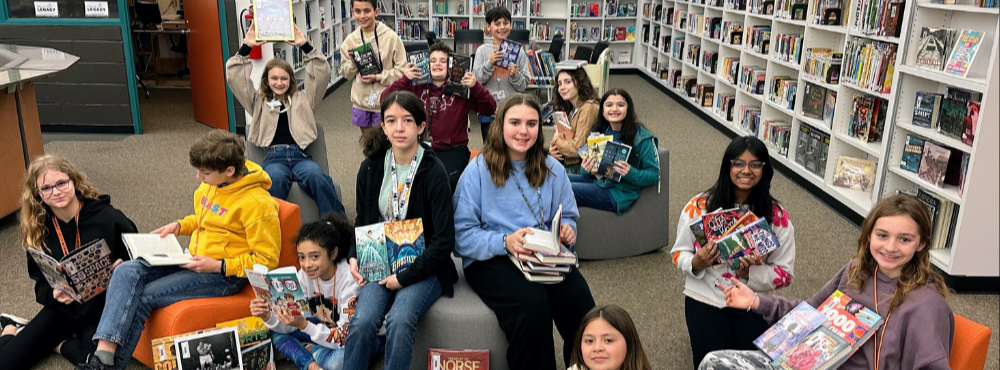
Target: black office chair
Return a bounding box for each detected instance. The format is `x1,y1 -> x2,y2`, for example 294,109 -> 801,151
549,35 -> 565,62
591,41 -> 610,64
404,41 -> 429,53
508,29 -> 530,45
425,31 -> 438,48
572,44 -> 594,62
454,29 -> 484,60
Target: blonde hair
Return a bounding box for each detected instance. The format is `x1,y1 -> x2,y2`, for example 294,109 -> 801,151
260,58 -> 299,103
20,155 -> 100,252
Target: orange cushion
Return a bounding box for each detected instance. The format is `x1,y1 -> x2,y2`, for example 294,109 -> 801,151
132,198 -> 301,368
469,149 -> 480,162
950,313 -> 991,370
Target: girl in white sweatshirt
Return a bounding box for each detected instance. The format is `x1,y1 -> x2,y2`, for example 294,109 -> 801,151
250,214 -> 361,370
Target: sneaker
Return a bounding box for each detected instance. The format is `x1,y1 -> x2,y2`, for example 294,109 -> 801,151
0,313 -> 28,331
75,354 -> 113,370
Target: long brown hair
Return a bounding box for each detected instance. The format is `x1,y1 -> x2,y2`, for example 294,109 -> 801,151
570,305 -> 652,370
552,68 -> 599,113
847,195 -> 950,311
20,155 -> 100,252
483,93 -> 549,187
259,58 -> 299,103
362,91 -> 426,158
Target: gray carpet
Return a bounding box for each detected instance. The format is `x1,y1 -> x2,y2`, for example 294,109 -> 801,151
1,75 -> 995,370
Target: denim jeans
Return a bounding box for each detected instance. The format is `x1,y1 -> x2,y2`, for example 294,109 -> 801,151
344,276 -> 441,370
272,330 -> 345,370
568,174 -> 617,212
93,261 -> 246,369
263,144 -> 346,217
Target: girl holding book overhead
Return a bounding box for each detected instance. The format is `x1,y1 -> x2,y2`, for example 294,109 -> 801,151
453,93 -> 596,369
568,89 -> 660,214
699,194 -> 954,370
549,68 -> 601,173
567,304 -> 653,370
0,155 -> 136,370
669,136 -> 797,368
344,91 -> 457,370
249,213 -> 360,370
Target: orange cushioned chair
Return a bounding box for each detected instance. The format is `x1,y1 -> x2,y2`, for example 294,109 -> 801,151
469,149 -> 480,162
950,313 -> 991,370
132,198 -> 302,368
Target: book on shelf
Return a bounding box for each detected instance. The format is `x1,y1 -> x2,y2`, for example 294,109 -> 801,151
355,218 -> 426,282
958,153 -> 969,198
937,97 -> 966,139
823,89 -> 837,128
801,83 -> 826,119
915,189 -> 958,250
427,349 -> 489,370
121,233 -> 193,266
495,39 -> 523,70
349,42 -> 383,76
773,290 -> 883,369
595,141 -> 632,182
915,27 -> 957,72
945,29 -> 986,78
918,141 -> 951,188
962,101 -> 979,146
245,264 -> 308,316
216,317 -> 274,370
27,238 -> 115,303
253,0 -> 295,41
698,84 -> 715,107
618,50 -> 632,64
900,135 -> 926,173
912,92 -> 944,128
795,124 -> 811,168
754,301 -> 828,360
406,50 -> 432,85
715,217 -> 781,270
847,94 -> 886,143
553,112 -> 573,141
831,156 -> 876,192
444,53 -> 471,98
522,204 -> 564,255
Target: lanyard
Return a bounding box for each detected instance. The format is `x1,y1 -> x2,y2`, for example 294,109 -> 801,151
52,213 -> 80,256
510,170 -> 544,229
387,150 -> 419,222
359,27 -> 384,84
872,265 -> 893,370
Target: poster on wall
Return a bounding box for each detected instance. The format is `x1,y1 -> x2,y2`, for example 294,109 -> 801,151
34,1 -> 59,17
84,1 -> 109,17
253,0 -> 295,41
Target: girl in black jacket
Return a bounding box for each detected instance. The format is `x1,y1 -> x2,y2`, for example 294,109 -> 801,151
344,91 -> 458,370
0,155 -> 136,369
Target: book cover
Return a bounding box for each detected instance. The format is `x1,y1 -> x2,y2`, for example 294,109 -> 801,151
258,266 -> 308,316
801,83 -> 825,119
701,208 -> 743,242
831,156 -> 876,192
174,326 -> 243,370
27,238 -> 115,303
384,218 -> 425,275
715,218 -> 781,270
406,50 -> 432,85
427,349 -> 489,370
775,326 -> 850,370
945,29 -> 986,77
914,27 -> 955,71
723,212 -> 759,235
689,217 -> 709,250
553,112 -> 573,140
755,302 -> 828,360
583,134 -> 615,163
795,124 -> 810,167
349,42 -> 383,76
216,317 -> 273,370
355,223 -> 390,282
152,328 -> 224,370
254,0 -> 295,41
818,290 -> 881,346
912,92 -> 943,128
444,53 -> 471,98
937,97 -> 967,139
596,141 -> 632,182
962,101 -> 979,146
823,90 -> 837,128
959,153 -> 969,198
918,141 -> 951,187
495,39 -> 523,69
899,135 -> 925,173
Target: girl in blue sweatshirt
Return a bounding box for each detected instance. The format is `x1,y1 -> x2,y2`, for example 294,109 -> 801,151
453,93 -> 596,369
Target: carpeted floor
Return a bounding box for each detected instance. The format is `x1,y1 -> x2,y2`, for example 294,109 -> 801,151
1,75 -> 996,370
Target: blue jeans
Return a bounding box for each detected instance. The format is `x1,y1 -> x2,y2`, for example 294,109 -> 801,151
93,261 -> 246,369
568,174 -> 617,212
263,144 -> 346,217
344,276 -> 442,370
272,330 -> 345,370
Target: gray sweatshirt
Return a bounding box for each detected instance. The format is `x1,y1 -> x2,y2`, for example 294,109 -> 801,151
473,40 -> 530,115
756,261 -> 954,370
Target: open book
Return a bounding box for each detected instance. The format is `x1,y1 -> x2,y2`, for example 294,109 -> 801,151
121,233 -> 193,266
522,204 -> 563,256
27,238 -> 115,302
245,264 -> 308,316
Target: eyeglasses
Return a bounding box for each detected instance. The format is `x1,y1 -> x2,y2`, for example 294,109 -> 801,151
731,160 -> 766,172
39,179 -> 72,196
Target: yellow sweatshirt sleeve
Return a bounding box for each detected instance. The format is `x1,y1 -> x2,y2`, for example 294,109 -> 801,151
177,214 -> 198,235
223,201 -> 281,277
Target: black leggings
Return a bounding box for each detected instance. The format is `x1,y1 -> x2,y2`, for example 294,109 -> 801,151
433,145 -> 471,193
684,296 -> 770,369
0,305 -> 99,369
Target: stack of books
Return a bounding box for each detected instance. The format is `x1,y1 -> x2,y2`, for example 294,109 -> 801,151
508,205 -> 578,283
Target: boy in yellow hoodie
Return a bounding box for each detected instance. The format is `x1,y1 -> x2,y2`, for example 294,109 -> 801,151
77,131 -> 280,370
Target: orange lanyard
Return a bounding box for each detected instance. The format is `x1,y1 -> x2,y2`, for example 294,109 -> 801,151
52,213 -> 80,256
872,266 -> 893,370
313,272 -> 338,325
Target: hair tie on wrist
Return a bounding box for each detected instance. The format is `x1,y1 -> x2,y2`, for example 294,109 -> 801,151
747,292 -> 759,312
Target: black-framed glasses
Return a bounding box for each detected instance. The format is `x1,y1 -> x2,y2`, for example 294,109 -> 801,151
39,179 -> 72,196
731,160 -> 766,172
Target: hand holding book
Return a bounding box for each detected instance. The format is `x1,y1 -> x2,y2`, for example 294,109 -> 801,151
505,227 -> 536,255
273,305 -> 308,330
403,62 -> 423,80
734,254 -> 762,280
244,23 -> 268,47
692,239 -> 721,271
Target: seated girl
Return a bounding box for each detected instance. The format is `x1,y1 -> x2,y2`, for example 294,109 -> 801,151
453,93 -> 596,369
567,304 -> 652,370
548,68 -> 600,173
570,89 -> 660,214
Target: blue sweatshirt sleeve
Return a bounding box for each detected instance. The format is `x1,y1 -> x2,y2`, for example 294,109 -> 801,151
453,159 -> 507,261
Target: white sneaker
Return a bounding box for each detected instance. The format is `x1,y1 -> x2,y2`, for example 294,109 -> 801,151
0,313 -> 29,332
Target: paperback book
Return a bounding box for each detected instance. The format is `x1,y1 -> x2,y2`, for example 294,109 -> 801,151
174,326 -> 243,370
714,217 -> 781,270
495,39 -> 523,69
581,134 -> 615,163
918,141 -> 951,187
254,0 -> 295,41
27,238 -> 115,303
754,302 -> 828,360
428,349 -> 489,370
768,290 -> 883,370
121,233 -> 193,266
944,29 -> 986,77
355,218 -> 426,282
152,328 -> 224,370
349,43 -> 382,76
801,83 -> 826,119
914,27 -> 956,71
216,317 -> 274,370
937,97 -> 967,139
701,208 -> 743,242
831,156 -> 876,192
962,101 -> 979,146
912,92 -> 943,128
406,50 -> 432,85
553,112 -> 573,141
595,141 -> 632,182
444,53 -> 471,98
245,264 -> 308,316
899,135 -> 925,173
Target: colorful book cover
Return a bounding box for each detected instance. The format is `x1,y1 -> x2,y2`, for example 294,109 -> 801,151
596,141 -> 632,182
701,208 -> 742,242
775,326 -> 850,370
818,290 -> 881,346
899,135 -> 925,173
912,92 -> 943,128
265,269 -> 308,316
962,101 -> 979,146
918,141 -> 951,187
914,27 -> 956,71
495,39 -> 523,69
355,223 -> 390,282
350,42 -> 383,76
582,134 -> 614,163
26,237 -> 115,303
406,50 -> 432,85
174,327 -> 243,370
689,217 -> 709,250
384,218 -> 425,275
823,90 -> 837,128
253,0 -> 295,41
444,53 -> 471,98
723,212 -> 759,235
945,29 -> 986,77
755,302 -> 828,360
831,156 -> 876,192
428,349 -> 489,369
937,97 -> 967,139
216,317 -> 274,370
801,83 -> 826,119
715,218 -> 781,270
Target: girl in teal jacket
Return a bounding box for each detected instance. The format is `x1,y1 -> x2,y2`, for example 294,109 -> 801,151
569,89 -> 661,215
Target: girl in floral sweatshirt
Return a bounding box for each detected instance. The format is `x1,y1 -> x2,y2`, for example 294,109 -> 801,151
669,136 -> 796,368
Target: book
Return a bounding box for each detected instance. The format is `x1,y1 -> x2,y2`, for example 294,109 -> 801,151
552,112 -> 572,141
245,264 -> 309,316
755,302 -> 828,360
554,59 -> 588,70
254,0 -> 295,41
536,245 -> 579,265
27,238 -> 115,303
918,141 -> 951,187
701,208 -> 743,242
152,328 -> 224,370
174,326 -> 243,370
945,29 -> 986,77
899,135 -> 925,173
715,217 -> 781,270
962,101 -> 979,146
801,83 -> 826,119
406,50 -> 432,85
120,233 -> 193,266
915,27 -> 956,71
581,134 -> 615,163
495,39 -> 523,69
823,90 -> 837,128
818,290 -> 881,346
428,348 -> 489,370
912,92 -> 943,128
355,218 -> 426,282
937,97 -> 967,139
596,141 -> 632,182
831,156 -> 876,192
775,326 -> 850,369
522,204 -> 563,255
349,43 -> 382,76
444,53 -> 471,98
508,255 -> 564,283
770,290 -> 883,370
216,317 -> 274,370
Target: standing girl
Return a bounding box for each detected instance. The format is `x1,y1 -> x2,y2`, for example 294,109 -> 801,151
0,155 -> 136,370
701,194 -> 953,370
567,305 -> 652,370
453,93 -> 596,369
548,68 -> 600,173
250,214 -> 360,370
669,136 -> 796,367
226,23 -> 345,216
570,89 -> 660,214
344,91 -> 457,370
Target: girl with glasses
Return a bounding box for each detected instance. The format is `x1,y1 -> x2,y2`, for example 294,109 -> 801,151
668,136 -> 797,367
0,155 -> 136,370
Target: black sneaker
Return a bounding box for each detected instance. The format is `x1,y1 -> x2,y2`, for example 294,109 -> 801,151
75,354 -> 113,370
0,313 -> 28,331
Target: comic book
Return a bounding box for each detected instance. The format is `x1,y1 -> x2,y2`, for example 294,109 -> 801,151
755,302 -> 828,360
244,265 -> 308,316
355,219 -> 426,282
406,50 -> 432,85
27,238 -> 115,303
944,29 -> 986,77
714,218 -> 781,270
216,317 -> 274,370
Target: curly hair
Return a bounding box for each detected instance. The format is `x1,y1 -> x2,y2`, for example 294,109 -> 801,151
294,213 -> 355,264
20,155 -> 101,252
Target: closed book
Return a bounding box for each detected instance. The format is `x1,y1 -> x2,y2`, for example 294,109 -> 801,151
801,83 -> 825,119
444,53 -> 471,98
937,97 -> 966,139
596,141 -> 632,182
755,302 -> 828,360
912,92 -> 943,128
831,156 -> 876,192
915,27 -> 956,71
701,208 -> 742,242
945,29 -> 986,77
715,217 -> 781,270
495,39 -> 523,69
962,101 -> 979,146
354,219 -> 426,283
349,42 -> 383,76
406,50 -> 432,85
427,349 -> 489,370
918,141 -> 951,187
899,135 -> 925,173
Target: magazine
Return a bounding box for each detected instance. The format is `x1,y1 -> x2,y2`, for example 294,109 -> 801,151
944,29 -> 985,77
355,218 -> 426,282
27,238 -> 115,303
253,0 -> 295,41
121,233 -> 193,266
349,42 -> 383,76
406,50 -> 431,85
174,326 -> 243,370
595,141 -> 632,182
495,39 -> 523,69
428,349 -> 489,370
444,53 -> 471,98
244,264 -> 309,316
